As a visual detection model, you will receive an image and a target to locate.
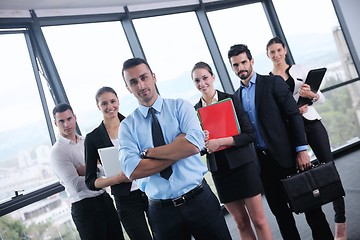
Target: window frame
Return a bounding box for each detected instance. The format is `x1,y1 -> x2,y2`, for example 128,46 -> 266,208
0,0 -> 359,217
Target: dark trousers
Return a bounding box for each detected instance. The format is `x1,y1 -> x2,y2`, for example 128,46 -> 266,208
114,189 -> 153,240
71,192 -> 124,240
147,181 -> 231,240
257,150 -> 333,240
304,119 -> 346,223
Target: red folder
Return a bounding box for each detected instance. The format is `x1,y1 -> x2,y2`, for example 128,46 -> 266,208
197,98 -> 241,152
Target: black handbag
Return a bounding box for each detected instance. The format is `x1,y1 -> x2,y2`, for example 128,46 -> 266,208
281,161 -> 345,214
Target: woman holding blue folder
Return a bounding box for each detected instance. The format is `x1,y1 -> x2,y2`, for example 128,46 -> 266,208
266,37 -> 347,240
191,61 -> 272,240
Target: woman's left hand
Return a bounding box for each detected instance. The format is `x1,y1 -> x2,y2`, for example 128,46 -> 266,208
299,84 -> 312,98
205,139 -> 221,153
112,172 -> 131,184
204,130 -> 210,142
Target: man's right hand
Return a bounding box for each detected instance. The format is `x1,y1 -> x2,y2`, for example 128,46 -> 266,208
299,104 -> 309,114
295,150 -> 311,171
76,165 -> 86,176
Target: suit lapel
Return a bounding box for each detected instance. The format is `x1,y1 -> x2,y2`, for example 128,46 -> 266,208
194,99 -> 202,110
217,90 -> 227,101
255,74 -> 264,114
98,113 -> 125,147
195,90 -> 228,110
98,122 -> 113,147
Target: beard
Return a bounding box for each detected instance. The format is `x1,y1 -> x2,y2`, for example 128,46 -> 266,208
238,70 -> 251,80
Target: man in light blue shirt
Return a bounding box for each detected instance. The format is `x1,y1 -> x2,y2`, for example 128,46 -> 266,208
119,57 -> 231,240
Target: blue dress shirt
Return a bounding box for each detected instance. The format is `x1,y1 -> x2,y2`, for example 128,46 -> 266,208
119,95 -> 207,200
239,73 -> 267,149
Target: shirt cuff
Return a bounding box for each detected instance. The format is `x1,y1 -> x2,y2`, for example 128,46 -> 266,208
296,145 -> 308,152
185,129 -> 205,151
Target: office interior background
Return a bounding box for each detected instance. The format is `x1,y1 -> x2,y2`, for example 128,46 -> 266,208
0,0 -> 359,239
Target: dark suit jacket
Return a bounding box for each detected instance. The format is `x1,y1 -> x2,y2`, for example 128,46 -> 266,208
85,112 -> 132,196
194,90 -> 257,172
234,73 -> 307,168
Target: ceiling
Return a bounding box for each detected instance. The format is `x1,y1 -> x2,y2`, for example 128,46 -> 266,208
0,0 -> 170,10
0,0 -> 207,17
0,0 -> 206,11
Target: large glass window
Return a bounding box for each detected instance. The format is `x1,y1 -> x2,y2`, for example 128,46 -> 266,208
42,21 -> 136,134
316,82 -> 360,149
207,3 -> 274,90
273,0 -> 360,149
1,192 -> 80,239
0,33 -> 56,204
133,12 -> 223,105
273,0 -> 359,82
133,12 -> 224,194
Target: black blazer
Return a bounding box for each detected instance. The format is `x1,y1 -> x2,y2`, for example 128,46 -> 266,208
234,73 -> 307,168
84,112 -> 132,196
194,90 -> 257,172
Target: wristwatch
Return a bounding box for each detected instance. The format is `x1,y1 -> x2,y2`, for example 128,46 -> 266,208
140,148 -> 149,159
311,94 -> 319,102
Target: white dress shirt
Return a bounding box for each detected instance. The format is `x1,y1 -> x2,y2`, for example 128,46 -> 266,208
50,134 -> 104,203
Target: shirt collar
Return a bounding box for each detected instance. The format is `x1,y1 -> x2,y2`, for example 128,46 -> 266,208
240,72 -> 257,88
138,95 -> 163,118
201,90 -> 218,107
58,133 -> 83,145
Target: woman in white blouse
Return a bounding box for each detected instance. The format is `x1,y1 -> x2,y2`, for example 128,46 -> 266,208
266,37 -> 347,240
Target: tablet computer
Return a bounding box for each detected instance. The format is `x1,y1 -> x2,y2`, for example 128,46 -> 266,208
304,67 -> 327,92
97,146 -> 122,177
297,67 -> 327,106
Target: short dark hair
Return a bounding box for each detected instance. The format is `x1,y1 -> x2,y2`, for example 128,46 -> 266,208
95,86 -> 118,103
122,57 -> 153,81
191,61 -> 214,77
52,103 -> 73,118
266,37 -> 286,51
227,44 -> 252,61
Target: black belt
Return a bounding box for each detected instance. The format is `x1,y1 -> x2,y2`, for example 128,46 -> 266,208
149,180 -> 205,208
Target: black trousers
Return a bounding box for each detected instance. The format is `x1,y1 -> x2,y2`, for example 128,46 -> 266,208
71,192 -> 124,240
257,150 -> 333,240
147,180 -> 231,240
114,189 -> 153,240
304,119 -> 346,223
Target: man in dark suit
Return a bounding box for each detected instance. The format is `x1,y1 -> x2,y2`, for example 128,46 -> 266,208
227,44 -> 333,240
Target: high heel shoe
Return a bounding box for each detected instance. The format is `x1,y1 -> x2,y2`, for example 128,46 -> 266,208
334,222 -> 347,240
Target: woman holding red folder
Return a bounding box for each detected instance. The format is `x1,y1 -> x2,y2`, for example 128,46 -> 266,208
266,37 -> 347,240
192,61 -> 272,240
